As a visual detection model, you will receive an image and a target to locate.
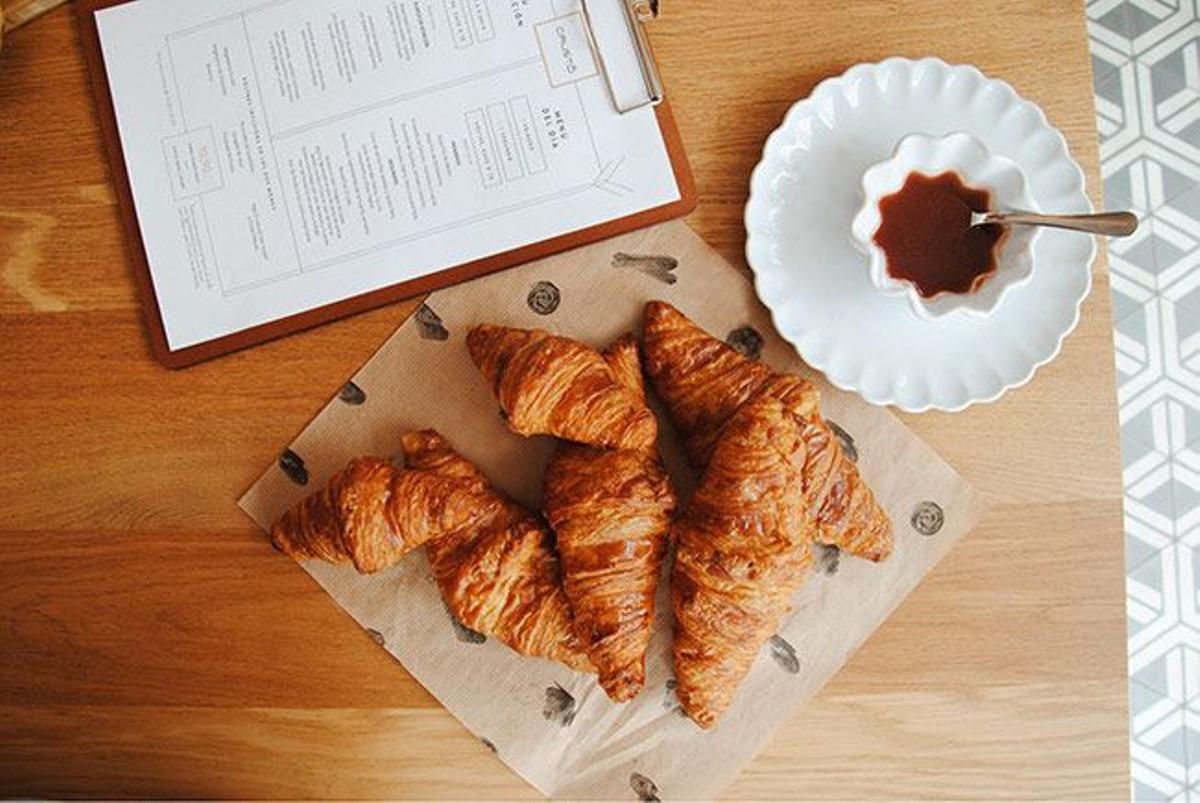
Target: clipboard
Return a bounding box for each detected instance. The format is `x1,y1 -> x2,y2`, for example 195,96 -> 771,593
77,0 -> 697,369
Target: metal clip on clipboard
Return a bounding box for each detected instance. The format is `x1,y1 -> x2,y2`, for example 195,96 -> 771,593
580,0 -> 665,114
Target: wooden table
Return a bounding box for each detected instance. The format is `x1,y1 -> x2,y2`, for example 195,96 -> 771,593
0,1 -> 1129,798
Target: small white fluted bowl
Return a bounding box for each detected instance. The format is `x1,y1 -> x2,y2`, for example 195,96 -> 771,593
851,132 -> 1040,320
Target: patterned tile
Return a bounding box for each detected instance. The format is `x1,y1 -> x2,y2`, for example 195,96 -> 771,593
1089,2 -> 1200,799
1132,678 -> 1191,799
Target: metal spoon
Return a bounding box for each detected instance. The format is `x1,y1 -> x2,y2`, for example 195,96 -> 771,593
970,209 -> 1139,237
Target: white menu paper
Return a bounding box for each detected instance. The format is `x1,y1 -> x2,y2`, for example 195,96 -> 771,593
95,0 -> 681,351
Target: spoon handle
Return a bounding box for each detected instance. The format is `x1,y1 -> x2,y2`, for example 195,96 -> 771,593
982,210 -> 1139,237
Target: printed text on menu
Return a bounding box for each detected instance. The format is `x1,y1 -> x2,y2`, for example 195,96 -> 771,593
96,0 -> 679,349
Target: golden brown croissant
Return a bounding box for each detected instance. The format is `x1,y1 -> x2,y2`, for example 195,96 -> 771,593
672,390 -> 817,728
642,301 -> 893,562
755,375 -> 894,561
467,324 -> 657,451
642,300 -> 774,466
400,430 -> 592,672
270,457 -> 504,574
543,335 -> 677,702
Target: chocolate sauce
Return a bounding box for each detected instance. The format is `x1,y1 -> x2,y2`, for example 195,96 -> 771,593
873,171 -> 1006,298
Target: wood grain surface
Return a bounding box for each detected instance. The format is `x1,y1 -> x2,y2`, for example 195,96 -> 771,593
0,1 -> 1128,799
2,0 -> 69,29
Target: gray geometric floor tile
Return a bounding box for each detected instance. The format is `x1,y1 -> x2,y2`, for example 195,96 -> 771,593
1129,550 -> 1173,640
1120,397 -> 1200,457
1136,651 -> 1173,696
1128,494 -> 1174,552
1132,674 -> 1181,729
1127,476 -> 1176,530
1107,160 -> 1139,208
1148,34 -> 1197,85
1156,725 -> 1189,774
1076,0 -> 1197,796
1108,216 -> 1199,292
1131,642 -> 1190,700
1193,549 -> 1200,615
1124,406 -> 1165,463
1140,71 -> 1200,162
1114,297 -> 1164,406
1181,121 -> 1200,151
1188,644 -> 1200,700
1093,4 -> 1139,40
1133,745 -> 1190,798
1153,220 -> 1200,282
1132,679 -> 1190,798
1173,307 -> 1200,387
1098,51 -> 1125,91
1135,529 -> 1170,572
1129,4 -> 1176,38
1151,56 -> 1192,105
1135,780 -> 1166,802
1162,286 -> 1200,359
1116,291 -> 1158,347
1126,397 -> 1163,444
1104,151 -> 1199,214
1176,417 -> 1200,453
1185,546 -> 1200,631
1097,63 -> 1137,146
1167,184 -> 1200,223
1186,712 -> 1199,786
1118,274 -> 1161,323
1173,467 -> 1200,533
1118,219 -> 1168,277
1164,163 -> 1200,206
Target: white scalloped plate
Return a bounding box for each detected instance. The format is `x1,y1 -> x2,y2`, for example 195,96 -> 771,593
745,57 -> 1096,412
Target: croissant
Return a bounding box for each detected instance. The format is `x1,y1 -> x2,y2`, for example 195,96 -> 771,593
642,300 -> 775,466
467,324 -> 657,450
754,375 -> 894,561
642,301 -> 893,562
672,390 -> 818,728
544,335 -> 676,702
270,457 -> 504,574
400,430 -> 592,672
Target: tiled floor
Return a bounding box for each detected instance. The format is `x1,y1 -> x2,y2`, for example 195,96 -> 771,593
1087,1 -> 1200,799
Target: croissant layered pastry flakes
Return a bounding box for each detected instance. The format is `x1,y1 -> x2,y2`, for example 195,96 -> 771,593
642,301 -> 775,467
401,430 -> 592,673
467,323 -> 658,451
672,388 -> 821,728
544,335 -> 677,702
270,456 -> 505,574
643,300 -> 893,563
267,302 -> 895,725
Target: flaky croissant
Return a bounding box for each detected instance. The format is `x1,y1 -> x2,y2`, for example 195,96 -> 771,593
642,300 -> 775,466
672,390 -> 818,728
467,324 -> 657,450
755,375 -> 894,561
642,301 -> 893,562
544,335 -> 676,702
400,430 -> 592,672
270,457 -> 503,574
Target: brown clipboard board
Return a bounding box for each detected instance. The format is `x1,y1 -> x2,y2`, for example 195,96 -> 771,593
76,0 -> 697,369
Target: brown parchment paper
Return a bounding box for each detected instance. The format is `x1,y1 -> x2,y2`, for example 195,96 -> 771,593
239,220 -> 983,801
